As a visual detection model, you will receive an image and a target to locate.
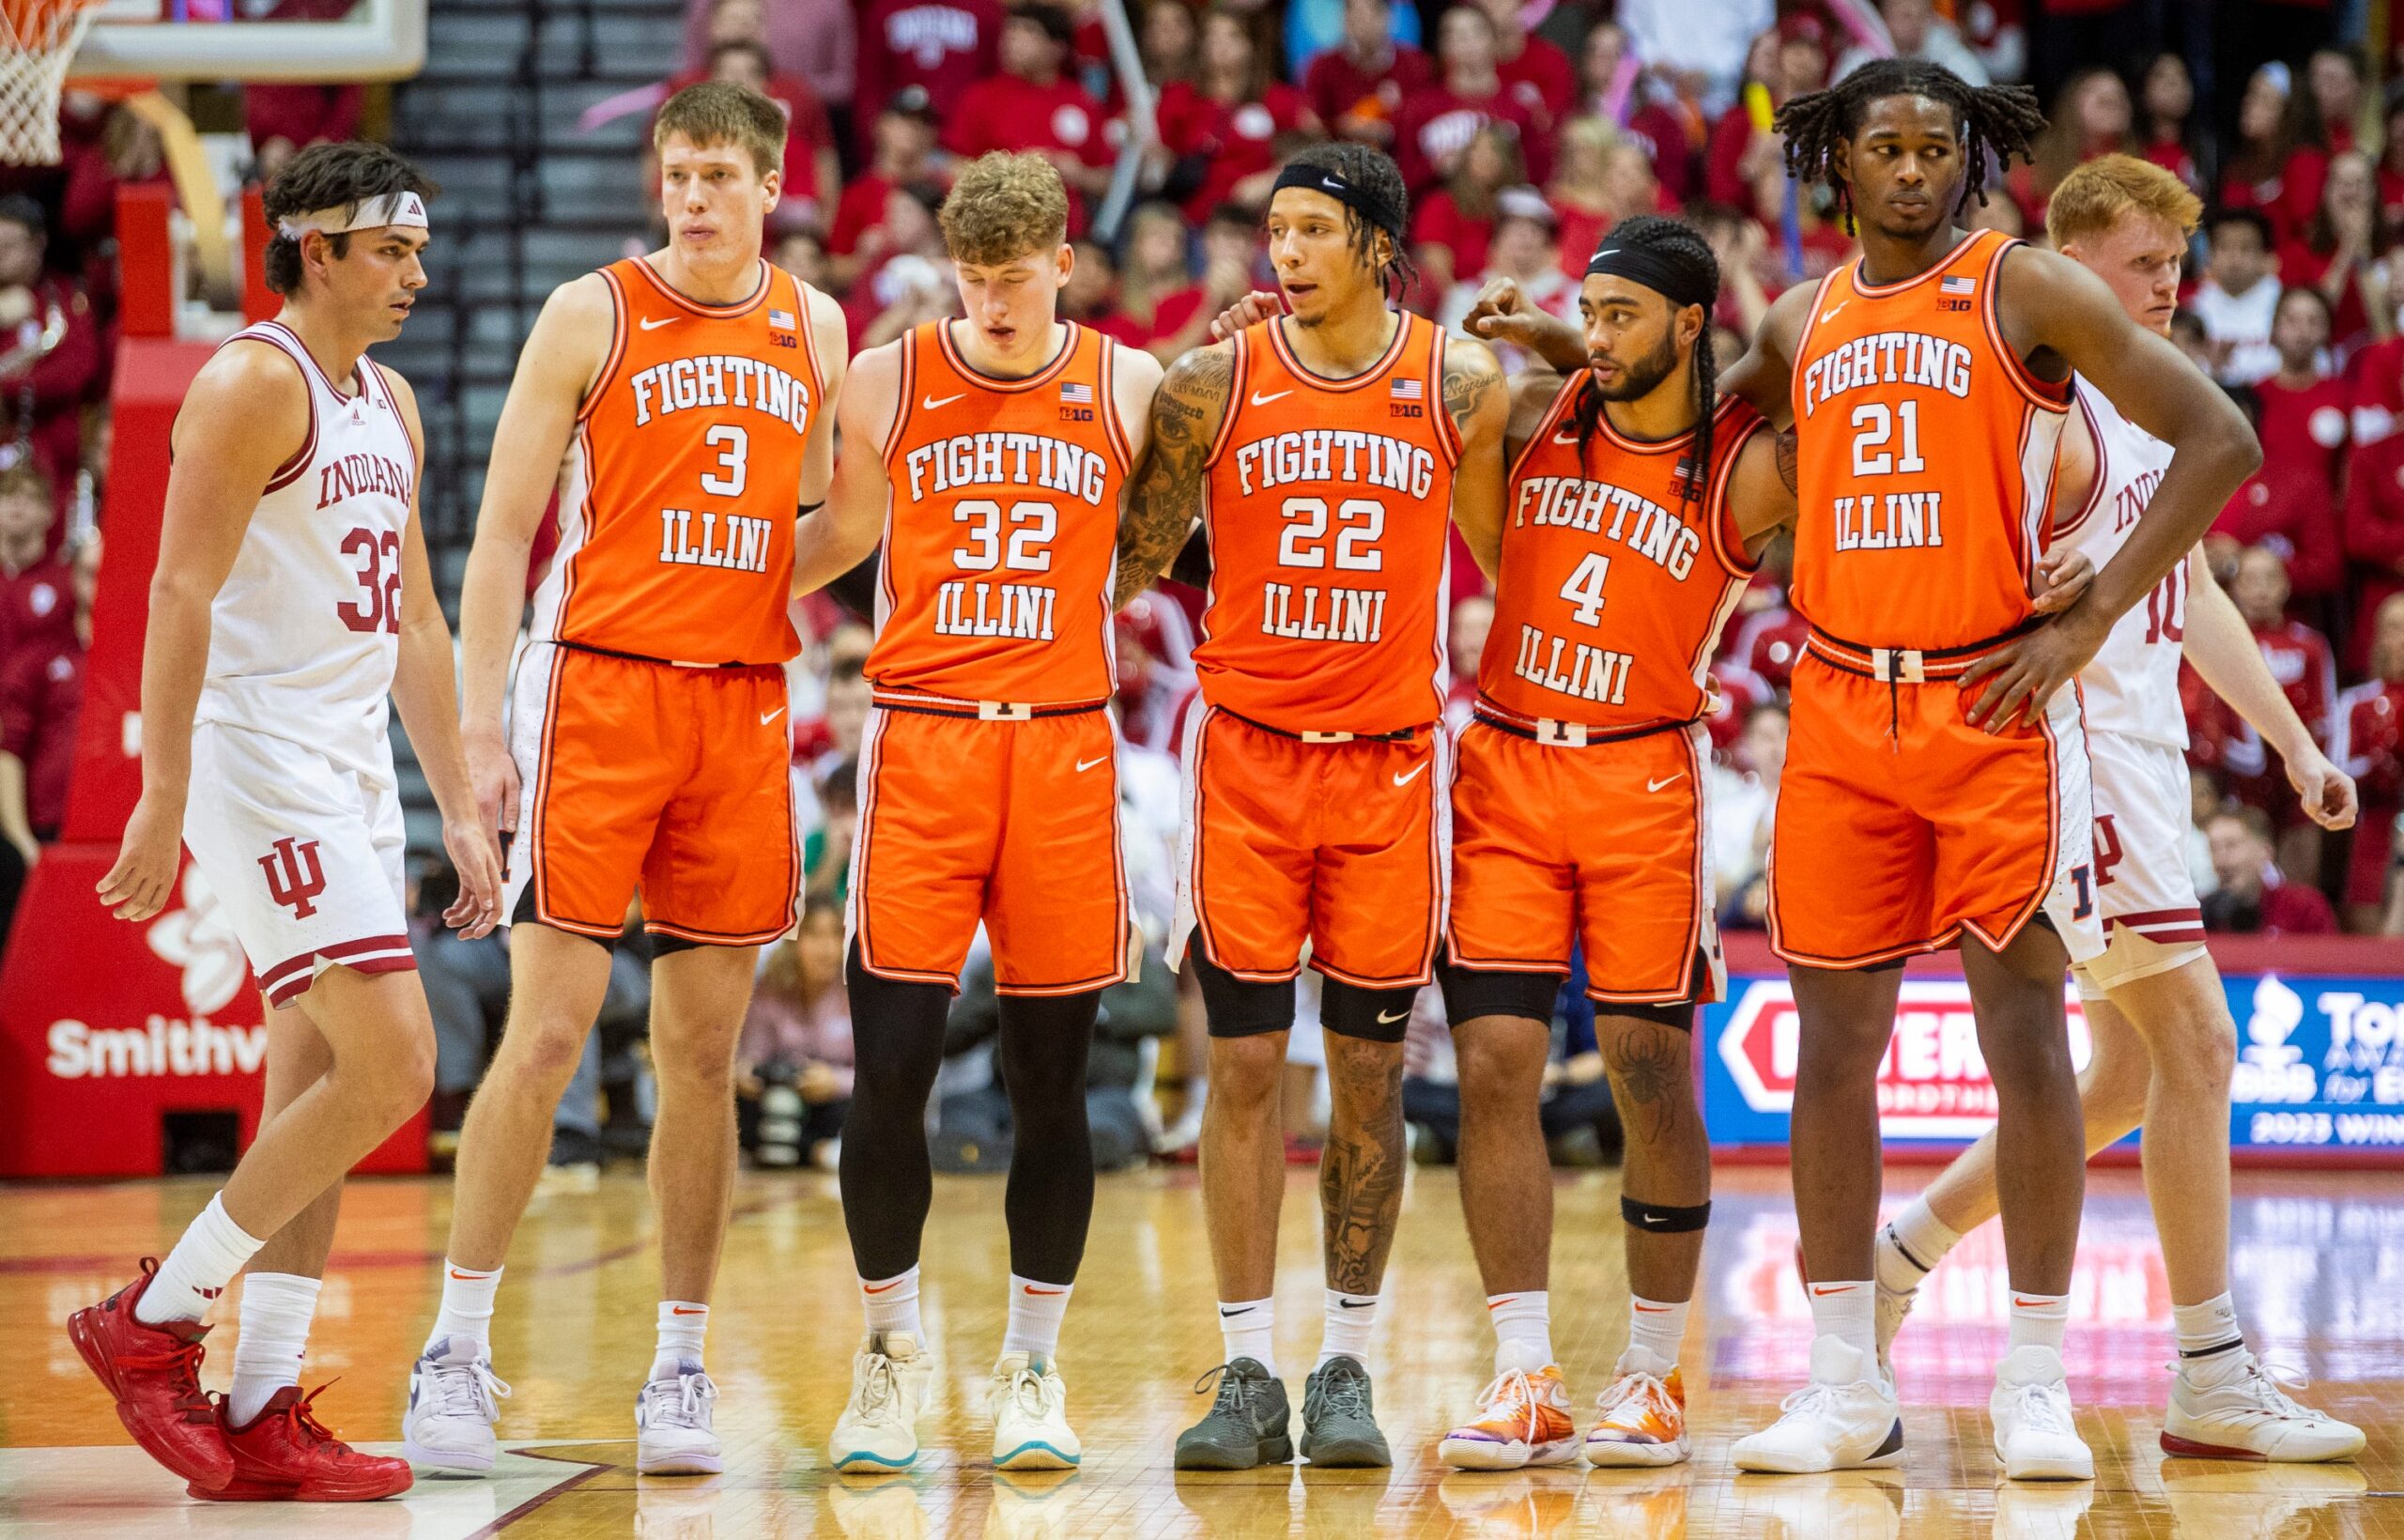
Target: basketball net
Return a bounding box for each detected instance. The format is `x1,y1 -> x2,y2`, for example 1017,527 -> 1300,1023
0,0 -> 104,165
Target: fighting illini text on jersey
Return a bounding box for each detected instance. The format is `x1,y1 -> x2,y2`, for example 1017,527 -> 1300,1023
1789,227 -> 2069,654
1483,389 -> 1766,732
1196,310 -> 1459,734
869,319 -> 1131,706
531,256 -> 822,666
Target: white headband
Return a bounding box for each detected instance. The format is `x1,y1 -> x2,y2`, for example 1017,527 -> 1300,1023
276,190 -> 429,241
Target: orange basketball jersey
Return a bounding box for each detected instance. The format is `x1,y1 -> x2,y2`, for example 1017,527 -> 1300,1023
1485,385 -> 1765,732
867,319 -> 1132,707
532,257 -> 823,666
1194,311 -> 1460,736
1788,228 -> 2070,650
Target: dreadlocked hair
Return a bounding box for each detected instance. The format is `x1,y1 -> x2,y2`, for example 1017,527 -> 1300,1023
1279,141 -> 1417,301
1774,58 -> 2045,235
1572,215 -> 1720,508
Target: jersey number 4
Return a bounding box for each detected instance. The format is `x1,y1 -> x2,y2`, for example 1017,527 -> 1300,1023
337,527 -> 403,635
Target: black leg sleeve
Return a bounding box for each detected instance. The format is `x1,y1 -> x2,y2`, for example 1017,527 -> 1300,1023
994,988 -> 1102,1285
837,943 -> 954,1279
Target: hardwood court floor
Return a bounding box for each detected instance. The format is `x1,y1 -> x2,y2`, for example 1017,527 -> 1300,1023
1,1162 -> 2398,1537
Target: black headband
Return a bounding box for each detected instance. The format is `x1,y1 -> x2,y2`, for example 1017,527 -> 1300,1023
1585,239 -> 1715,313
1270,162 -> 1406,247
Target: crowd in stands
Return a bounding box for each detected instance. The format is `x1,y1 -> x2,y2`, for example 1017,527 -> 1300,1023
3,0 -> 2404,1172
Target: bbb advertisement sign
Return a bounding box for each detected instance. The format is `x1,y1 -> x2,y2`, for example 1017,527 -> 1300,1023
1703,968 -> 2404,1159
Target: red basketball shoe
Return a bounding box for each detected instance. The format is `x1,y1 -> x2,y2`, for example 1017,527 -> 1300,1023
66,1258 -> 234,1492
192,1384 -> 414,1502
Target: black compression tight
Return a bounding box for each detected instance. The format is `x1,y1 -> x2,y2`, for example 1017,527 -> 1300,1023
994,989 -> 1101,1284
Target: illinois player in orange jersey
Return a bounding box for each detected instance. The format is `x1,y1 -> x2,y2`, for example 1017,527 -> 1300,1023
1700,61 -> 2256,1480
402,83 -> 848,1478
783,151 -> 1162,1473
1115,142 -> 1510,1471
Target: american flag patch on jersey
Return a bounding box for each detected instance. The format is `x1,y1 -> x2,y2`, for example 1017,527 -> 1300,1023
1391,377 -> 1423,400
768,307 -> 796,330
1060,380 -> 1094,404
1940,276 -> 1976,296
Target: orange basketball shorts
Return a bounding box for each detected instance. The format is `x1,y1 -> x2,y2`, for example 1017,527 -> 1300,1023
849,702 -> 1129,995
505,643 -> 799,945
1172,705 -> 1448,989
1768,655 -> 2104,969
1447,718 -> 1722,1006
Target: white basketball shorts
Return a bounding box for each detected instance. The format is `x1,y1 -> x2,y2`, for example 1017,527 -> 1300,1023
2073,729 -> 2208,999
181,720 -> 414,1009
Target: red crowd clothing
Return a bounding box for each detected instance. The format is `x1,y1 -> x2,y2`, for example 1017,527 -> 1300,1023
2256,372 -> 2351,491
1410,192 -> 1496,282
2342,428 -> 2404,670
2254,618 -> 2340,751
2234,873 -> 2342,934
2276,241 -> 2370,348
0,559 -> 74,663
2214,469 -> 2347,600
829,174 -> 901,257
942,74 -> 1114,230
1392,83 -> 1549,193
1093,285 -> 1207,353
2181,659 -> 2265,780
0,634 -> 80,837
1,279 -> 101,510
853,0 -> 1005,150
1495,35 -> 1578,123
2350,334 -> 2404,446
2381,162 -> 2404,236
1304,43 -> 1434,145
2336,678 -> 2404,905
1727,605 -> 1809,696
2142,133 -> 2199,191
1153,82 -> 1314,222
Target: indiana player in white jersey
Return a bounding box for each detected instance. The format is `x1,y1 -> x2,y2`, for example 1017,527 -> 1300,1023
1872,156 -> 2365,1461
69,144 -> 502,1503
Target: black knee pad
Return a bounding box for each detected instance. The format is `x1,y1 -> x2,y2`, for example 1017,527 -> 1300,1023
1189,945 -> 1295,1038
1321,976 -> 1419,1043
1439,955 -> 1560,1025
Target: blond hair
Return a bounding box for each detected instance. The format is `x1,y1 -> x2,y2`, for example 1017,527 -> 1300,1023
654,81 -> 786,178
2045,153 -> 2203,250
939,152 -> 1070,267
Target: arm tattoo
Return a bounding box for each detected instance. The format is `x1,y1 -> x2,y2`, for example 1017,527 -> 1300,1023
1607,1024 -> 1694,1147
1776,427 -> 1799,493
1319,1046 -> 1406,1294
1442,346 -> 1504,435
1114,347 -> 1232,608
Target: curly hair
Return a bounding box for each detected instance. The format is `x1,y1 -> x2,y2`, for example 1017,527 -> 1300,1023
1275,141 -> 1417,300
260,141 -> 439,295
938,151 -> 1070,266
1571,215 -> 1720,506
1775,58 -> 2046,235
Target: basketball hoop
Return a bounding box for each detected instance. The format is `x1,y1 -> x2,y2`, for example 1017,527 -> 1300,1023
0,0 -> 107,165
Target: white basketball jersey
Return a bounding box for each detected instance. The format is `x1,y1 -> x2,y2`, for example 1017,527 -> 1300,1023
192,321 -> 416,774
2051,376 -> 2186,749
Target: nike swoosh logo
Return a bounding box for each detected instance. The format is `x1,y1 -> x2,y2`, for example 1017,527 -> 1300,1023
922,393 -> 965,409
1820,301 -> 1848,323
1552,430 -> 1580,445
1250,390 -> 1292,407
1633,1301 -> 1672,1311
1337,1298 -> 1375,1309
640,316 -> 676,331
762,707 -> 786,727
2012,1298 -> 2054,1309
1638,1214 -> 1668,1226
1377,1009 -> 1408,1024
1647,774 -> 1686,793
449,1270 -> 485,1280
864,1280 -> 906,1294
1811,1284 -> 1857,1296
1219,1306 -> 1254,1317
1487,1297 -> 1518,1308
1075,755 -> 1110,772
1394,762 -> 1427,787
672,1306 -> 707,1316
1024,1286 -> 1069,1296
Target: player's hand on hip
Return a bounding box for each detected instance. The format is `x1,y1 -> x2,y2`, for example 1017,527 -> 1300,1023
2287,750 -> 2360,831
96,791 -> 182,922
1210,289 -> 1284,341
441,812 -> 506,940
2029,548 -> 2095,615
1960,609 -> 2105,733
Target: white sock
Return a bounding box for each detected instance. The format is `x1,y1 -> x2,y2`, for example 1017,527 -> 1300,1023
2007,1290 -> 2071,1357
2173,1292 -> 2246,1378
1807,1281 -> 1877,1369
228,1272 -> 320,1427
651,1301 -> 706,1383
1217,1297 -> 1276,1377
137,1194 -> 265,1325
426,1260 -> 503,1353
1882,1196 -> 1963,1288
1003,1274 -> 1071,1361
1318,1287 -> 1378,1369
1487,1291 -> 1552,1374
1628,1294 -> 1690,1371
860,1266 -> 922,1340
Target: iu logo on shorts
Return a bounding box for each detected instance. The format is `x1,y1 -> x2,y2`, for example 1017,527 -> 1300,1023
258,836 -> 327,919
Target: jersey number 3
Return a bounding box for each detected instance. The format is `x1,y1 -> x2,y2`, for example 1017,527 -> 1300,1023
337,527 -> 403,635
